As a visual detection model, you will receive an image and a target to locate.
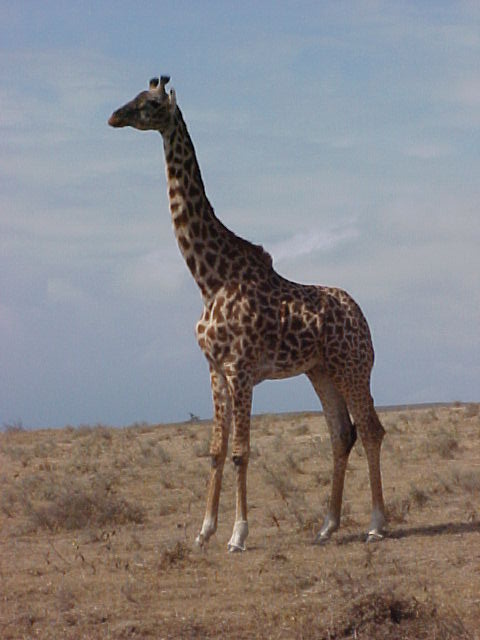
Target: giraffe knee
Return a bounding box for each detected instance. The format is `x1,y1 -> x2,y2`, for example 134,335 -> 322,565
344,422 -> 357,455
358,413 -> 385,447
335,419 -> 357,456
210,444 -> 227,468
211,449 -> 228,468
232,453 -> 248,467
210,433 -> 228,455
231,440 -> 250,465
371,412 -> 385,442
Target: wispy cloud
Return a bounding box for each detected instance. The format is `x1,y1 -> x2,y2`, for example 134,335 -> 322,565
403,143 -> 451,160
268,225 -> 358,263
118,247 -> 189,297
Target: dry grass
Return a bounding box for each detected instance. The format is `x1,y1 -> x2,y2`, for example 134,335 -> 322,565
1,404 -> 479,639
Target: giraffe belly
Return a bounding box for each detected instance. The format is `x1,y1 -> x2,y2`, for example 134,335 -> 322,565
256,337 -> 323,383
259,362 -> 317,382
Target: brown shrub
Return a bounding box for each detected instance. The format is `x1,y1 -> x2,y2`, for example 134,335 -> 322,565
158,541 -> 191,570
24,478 -> 144,532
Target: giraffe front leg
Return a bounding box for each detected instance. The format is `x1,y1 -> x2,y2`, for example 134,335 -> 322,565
195,368 -> 231,549
227,375 -> 252,553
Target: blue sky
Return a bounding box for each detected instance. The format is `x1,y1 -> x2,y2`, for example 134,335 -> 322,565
1,2 -> 479,428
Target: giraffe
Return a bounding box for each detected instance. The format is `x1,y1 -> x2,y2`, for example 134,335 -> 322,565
108,76 -> 386,551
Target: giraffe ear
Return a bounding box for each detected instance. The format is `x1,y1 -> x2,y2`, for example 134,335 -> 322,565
168,88 -> 176,112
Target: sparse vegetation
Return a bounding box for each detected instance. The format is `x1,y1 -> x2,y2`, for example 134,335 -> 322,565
450,467 -> 480,494
426,431 -> 460,459
386,496 -> 411,524
23,478 -> 145,532
2,419 -> 25,433
409,484 -> 430,509
1,404 -> 479,639
464,402 -> 479,419
193,435 -> 211,458
159,540 -> 191,569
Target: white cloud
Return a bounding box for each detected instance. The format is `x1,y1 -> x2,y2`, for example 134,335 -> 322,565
403,143 -> 451,160
268,225 -> 358,263
118,247 -> 189,297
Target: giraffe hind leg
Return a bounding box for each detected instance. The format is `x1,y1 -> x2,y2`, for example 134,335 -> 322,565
307,368 -> 357,544
345,390 -> 386,542
226,375 -> 253,552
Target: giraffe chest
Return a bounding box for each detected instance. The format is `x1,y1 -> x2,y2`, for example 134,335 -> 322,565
195,287 -> 324,380
195,290 -> 254,370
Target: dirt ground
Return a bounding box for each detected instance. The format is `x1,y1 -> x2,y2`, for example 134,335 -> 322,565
1,403 -> 480,639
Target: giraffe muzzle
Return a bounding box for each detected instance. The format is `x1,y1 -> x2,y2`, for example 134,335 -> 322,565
108,110 -> 126,127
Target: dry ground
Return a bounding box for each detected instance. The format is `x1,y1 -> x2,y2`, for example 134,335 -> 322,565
1,403 -> 480,639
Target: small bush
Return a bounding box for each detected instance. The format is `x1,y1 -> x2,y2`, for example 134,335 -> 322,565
159,541 -> 190,570
314,469 -> 331,487
316,588 -> 472,640
464,403 -> 479,419
409,485 -> 430,509
157,445 -> 172,464
24,478 -> 144,532
386,497 -> 410,524
285,452 -> 304,474
1,486 -> 18,518
193,437 -> 210,458
424,432 -> 459,459
293,423 -> 310,437
453,469 -> 480,494
2,445 -> 31,466
262,463 -> 296,500
2,420 -> 25,433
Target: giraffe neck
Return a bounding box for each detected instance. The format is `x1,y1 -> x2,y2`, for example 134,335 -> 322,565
161,108 -> 273,303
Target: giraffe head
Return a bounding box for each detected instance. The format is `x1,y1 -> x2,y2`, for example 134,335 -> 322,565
108,76 -> 177,133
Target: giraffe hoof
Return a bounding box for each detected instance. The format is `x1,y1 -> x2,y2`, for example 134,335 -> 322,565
313,515 -> 339,545
366,531 -> 384,543
227,520 -> 248,552
194,535 -> 205,549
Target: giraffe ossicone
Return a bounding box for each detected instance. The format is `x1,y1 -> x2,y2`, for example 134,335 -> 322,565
109,76 -> 387,551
